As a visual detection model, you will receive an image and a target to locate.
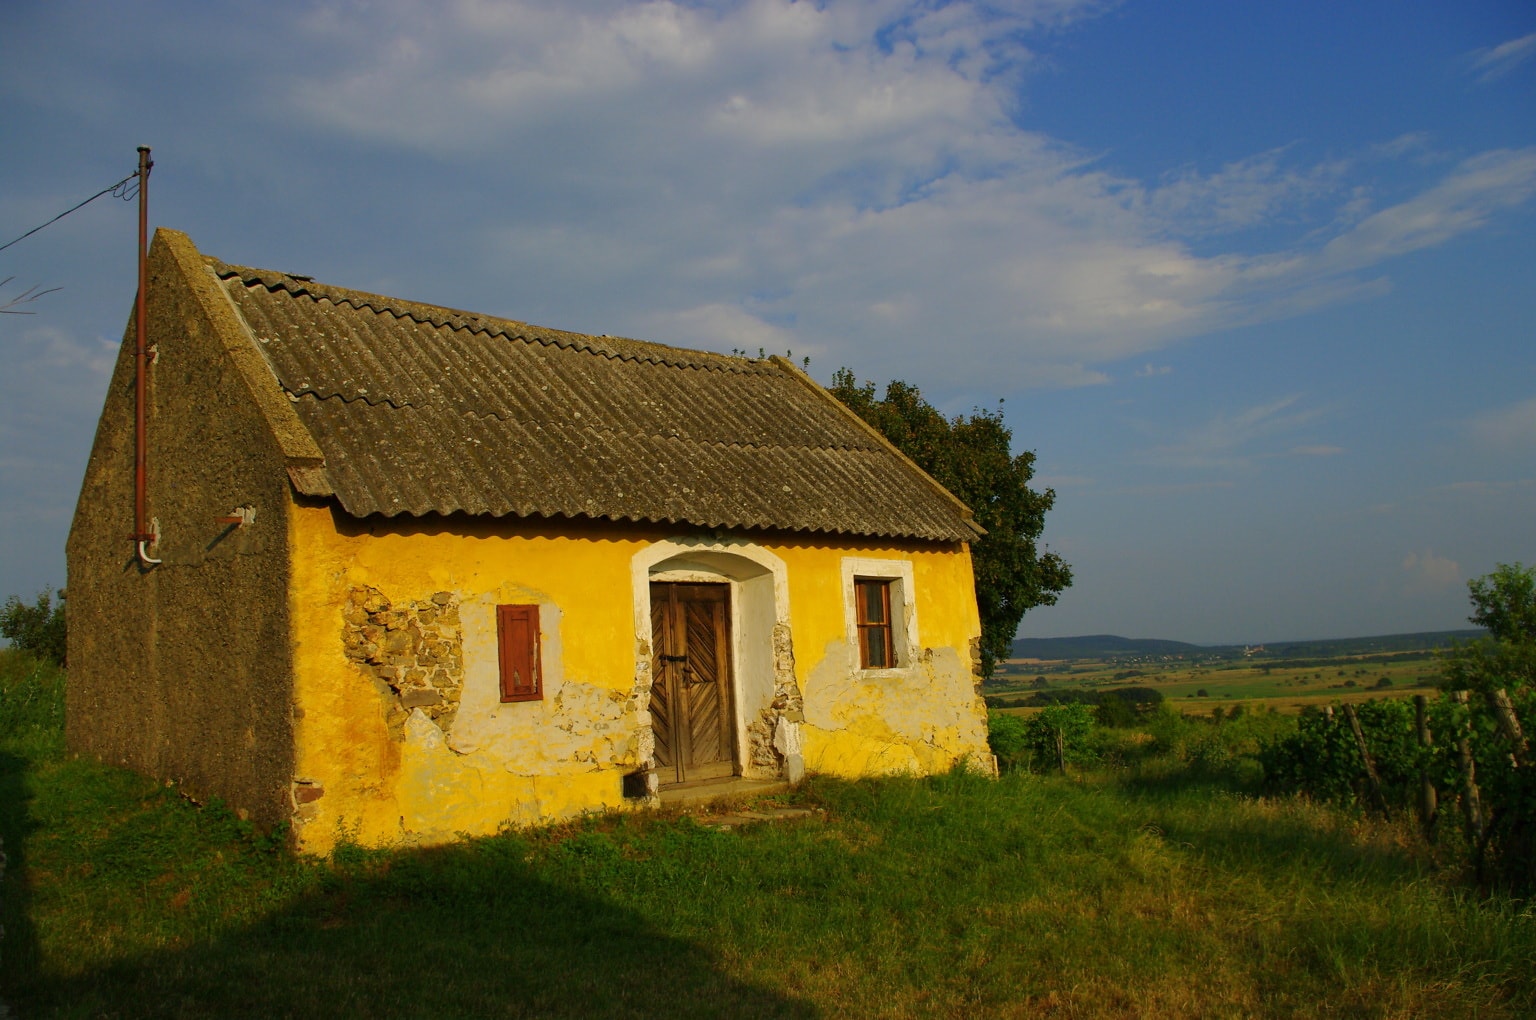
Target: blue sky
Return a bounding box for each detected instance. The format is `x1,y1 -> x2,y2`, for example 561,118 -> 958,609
1,0 -> 1532,645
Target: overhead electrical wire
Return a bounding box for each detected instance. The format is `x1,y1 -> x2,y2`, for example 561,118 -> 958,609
0,170 -> 140,255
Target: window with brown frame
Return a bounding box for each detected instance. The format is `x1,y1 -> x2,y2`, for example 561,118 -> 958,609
854,578 -> 895,669
496,604 -> 542,702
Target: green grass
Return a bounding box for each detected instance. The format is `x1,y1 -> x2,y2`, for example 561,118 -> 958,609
4,649 -> 1535,1018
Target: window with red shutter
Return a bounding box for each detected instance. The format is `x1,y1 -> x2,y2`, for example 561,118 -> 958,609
497,604 -> 542,702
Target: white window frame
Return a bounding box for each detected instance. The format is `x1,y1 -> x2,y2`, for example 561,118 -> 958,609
840,557 -> 918,674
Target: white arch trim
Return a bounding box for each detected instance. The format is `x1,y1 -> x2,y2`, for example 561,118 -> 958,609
630,536 -> 791,641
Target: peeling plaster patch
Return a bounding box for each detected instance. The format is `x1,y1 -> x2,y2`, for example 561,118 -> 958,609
801,638 -> 988,776
448,596 -> 646,779
343,586 -> 465,729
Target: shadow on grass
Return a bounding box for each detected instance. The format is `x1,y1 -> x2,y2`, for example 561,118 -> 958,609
1106,765 -> 1437,886
18,835 -> 819,1020
0,750 -> 42,994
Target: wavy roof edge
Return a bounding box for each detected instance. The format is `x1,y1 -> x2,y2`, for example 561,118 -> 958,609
208,257 -> 766,373
290,497 -> 964,542
186,234 -> 982,544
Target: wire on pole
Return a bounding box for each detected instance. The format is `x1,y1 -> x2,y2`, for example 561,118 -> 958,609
0,170 -> 141,255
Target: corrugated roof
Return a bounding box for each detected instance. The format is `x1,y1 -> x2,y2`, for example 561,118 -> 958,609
208,258 -> 980,542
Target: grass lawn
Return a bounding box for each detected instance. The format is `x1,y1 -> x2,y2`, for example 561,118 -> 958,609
4,649 -> 1534,1018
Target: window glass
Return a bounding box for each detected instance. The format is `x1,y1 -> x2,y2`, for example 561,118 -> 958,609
855,579 -> 894,669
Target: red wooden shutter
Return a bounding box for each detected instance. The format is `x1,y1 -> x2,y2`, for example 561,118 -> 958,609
497,604 -> 542,702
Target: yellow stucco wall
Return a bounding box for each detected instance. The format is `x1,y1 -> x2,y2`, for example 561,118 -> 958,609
286,501 -> 990,852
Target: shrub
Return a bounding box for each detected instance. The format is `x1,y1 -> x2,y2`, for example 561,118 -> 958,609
986,711 -> 1031,773
1023,703 -> 1096,772
1,588 -> 66,666
1094,693 -> 1138,728
987,705 -> 1097,772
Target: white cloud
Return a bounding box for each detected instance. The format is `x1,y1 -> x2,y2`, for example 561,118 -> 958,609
1466,396 -> 1536,449
1402,549 -> 1461,594
644,302 -> 801,356
5,1 -> 1523,396
1469,32 -> 1536,84
268,3 -> 1536,389
1133,363 -> 1172,377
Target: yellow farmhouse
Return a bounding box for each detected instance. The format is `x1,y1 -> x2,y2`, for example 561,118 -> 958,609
67,229 -> 992,852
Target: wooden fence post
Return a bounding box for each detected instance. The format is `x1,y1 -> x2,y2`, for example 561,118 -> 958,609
1452,691 -> 1484,846
1415,694 -> 1438,843
1485,688 -> 1530,768
1344,703 -> 1392,821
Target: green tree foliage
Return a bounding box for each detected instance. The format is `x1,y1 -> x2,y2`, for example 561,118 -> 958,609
1,587 -> 66,666
986,711 -> 1030,773
1467,562 -> 1536,643
1093,693 -> 1139,728
986,705 -> 1096,773
1025,704 -> 1095,771
1445,563 -> 1536,888
1443,562 -> 1536,694
828,369 -> 1071,675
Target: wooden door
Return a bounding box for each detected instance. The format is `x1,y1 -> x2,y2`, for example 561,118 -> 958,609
649,582 -> 735,786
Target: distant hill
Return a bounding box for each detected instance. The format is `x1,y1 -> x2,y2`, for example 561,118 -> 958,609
1238,630 -> 1484,659
1011,629 -> 1485,662
1010,635 -> 1204,660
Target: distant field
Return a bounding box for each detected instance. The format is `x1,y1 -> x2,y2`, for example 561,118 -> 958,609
990,649 -> 1443,715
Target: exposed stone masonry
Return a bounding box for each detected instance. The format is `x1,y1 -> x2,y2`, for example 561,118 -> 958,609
748,623 -> 806,774
343,586 -> 465,729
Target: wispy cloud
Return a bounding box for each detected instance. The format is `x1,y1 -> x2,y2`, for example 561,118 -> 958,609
1402,549 -> 1461,594
1316,149 -> 1536,272
1147,395 -> 1326,469
1468,32 -> 1536,84
1145,147 -> 1347,236
1133,363 -> 1172,378
1465,395 -> 1536,449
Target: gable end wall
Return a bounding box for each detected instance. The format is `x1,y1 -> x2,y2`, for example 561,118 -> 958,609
65,230 -> 299,828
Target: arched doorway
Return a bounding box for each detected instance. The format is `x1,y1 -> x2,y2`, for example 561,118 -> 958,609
632,540 -> 801,790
